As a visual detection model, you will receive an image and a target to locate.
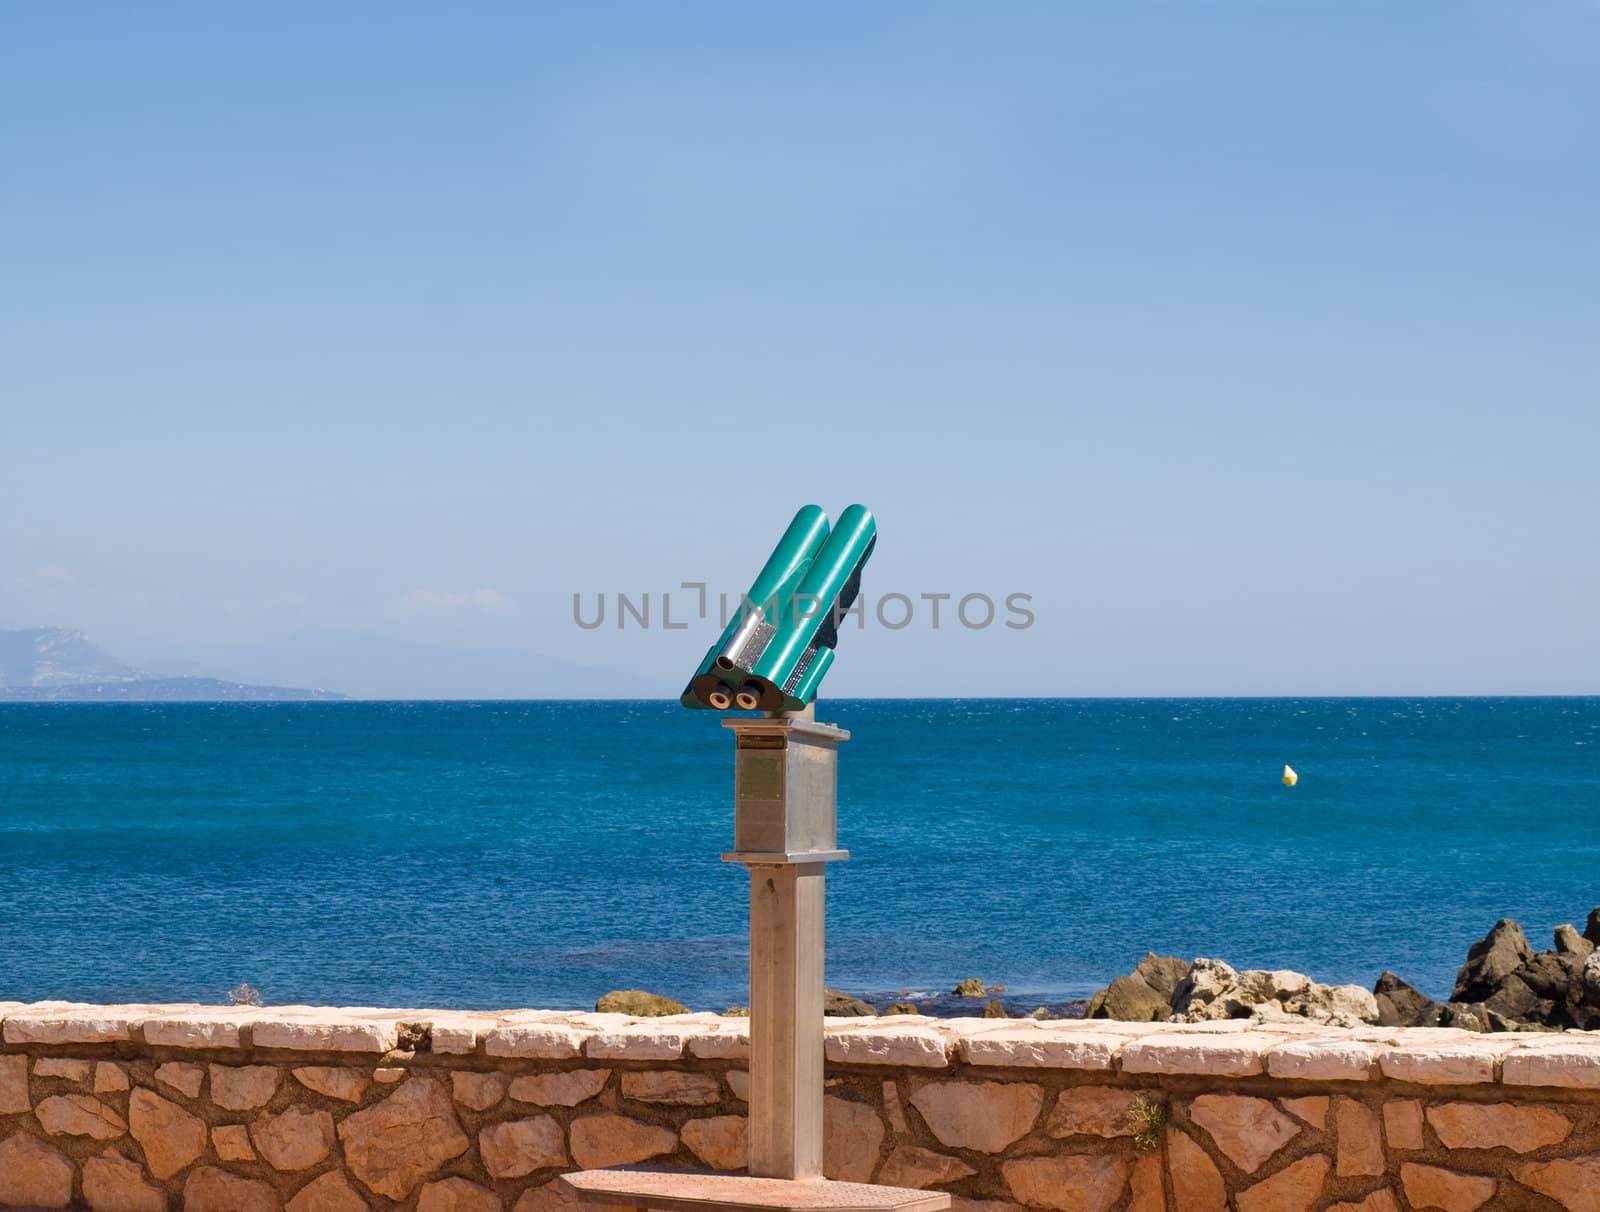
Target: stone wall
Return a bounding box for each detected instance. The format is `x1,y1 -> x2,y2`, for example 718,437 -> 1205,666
3,1003 -> 1600,1211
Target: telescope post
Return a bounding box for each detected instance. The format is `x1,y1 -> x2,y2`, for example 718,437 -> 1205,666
562,707 -> 949,1212
722,708 -> 848,1179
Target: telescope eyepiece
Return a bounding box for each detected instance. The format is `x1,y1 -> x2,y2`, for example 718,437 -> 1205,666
734,682 -> 763,711
706,685 -> 734,710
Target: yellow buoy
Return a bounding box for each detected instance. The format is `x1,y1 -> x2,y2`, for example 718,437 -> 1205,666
1282,764 -> 1298,787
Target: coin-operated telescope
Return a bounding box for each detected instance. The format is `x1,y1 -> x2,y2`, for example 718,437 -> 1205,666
565,501 -> 945,1203
681,504 -> 876,714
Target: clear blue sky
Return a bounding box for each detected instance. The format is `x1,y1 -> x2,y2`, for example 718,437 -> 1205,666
2,3 -> 1596,696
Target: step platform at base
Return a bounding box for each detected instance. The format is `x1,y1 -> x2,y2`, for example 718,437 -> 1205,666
560,1169 -> 953,1212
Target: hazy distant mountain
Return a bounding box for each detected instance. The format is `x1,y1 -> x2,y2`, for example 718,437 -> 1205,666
0,628 -> 343,702
189,630 -> 662,700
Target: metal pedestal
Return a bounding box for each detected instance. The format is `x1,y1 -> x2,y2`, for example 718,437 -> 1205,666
721,714 -> 849,1180
562,710 -> 948,1212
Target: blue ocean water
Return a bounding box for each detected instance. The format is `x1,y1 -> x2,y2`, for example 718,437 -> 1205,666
1,699 -> 1596,1012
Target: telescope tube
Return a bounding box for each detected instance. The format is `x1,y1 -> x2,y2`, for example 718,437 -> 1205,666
749,504 -> 876,693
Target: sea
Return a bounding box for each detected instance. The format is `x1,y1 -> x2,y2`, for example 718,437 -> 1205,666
1,698 -> 1595,1014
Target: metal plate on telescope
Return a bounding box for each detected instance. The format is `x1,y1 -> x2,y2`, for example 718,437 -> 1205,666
737,750 -> 785,801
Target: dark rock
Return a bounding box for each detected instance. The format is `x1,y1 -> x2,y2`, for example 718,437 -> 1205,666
1452,919 -> 1534,1003
1484,973 -> 1542,1021
722,1006 -> 750,1017
883,1002 -> 919,1016
596,989 -> 688,1016
1554,924 -> 1595,959
1488,1011 -> 1560,1033
1087,953 -> 1189,1022
1519,952 -> 1579,1002
1586,908 -> 1600,948
824,988 -> 876,1016
952,978 -> 986,998
982,998 -> 1008,1019
1373,972 -> 1437,1027
1408,1002 -> 1445,1028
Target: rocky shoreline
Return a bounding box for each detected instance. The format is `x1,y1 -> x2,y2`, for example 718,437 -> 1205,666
598,907 -> 1600,1030
1085,908 -> 1600,1032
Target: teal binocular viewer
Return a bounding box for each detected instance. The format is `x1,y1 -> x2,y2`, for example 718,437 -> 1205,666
681,504 -> 877,714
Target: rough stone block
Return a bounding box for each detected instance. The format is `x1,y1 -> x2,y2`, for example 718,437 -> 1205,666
682,1115 -> 749,1171
82,1150 -> 165,1212
510,1069 -> 607,1107
910,1079 -> 1044,1152
1335,1098 -> 1384,1178
154,1061 -> 204,1099
1121,1033 -> 1274,1077
252,1013 -> 398,1053
1502,1044 -> 1600,1089
338,1076 -> 469,1200
292,1066 -> 370,1103
825,1023 -> 950,1068
1281,1095 -> 1329,1130
214,1123 -> 256,1162
688,1024 -> 750,1061
0,1054 -> 29,1113
286,1170 -> 369,1212
586,1024 -> 706,1061
825,1095 -> 886,1182
3,1007 -> 137,1045
1425,1102 -> 1571,1153
94,1062 -> 130,1094
1383,1099 -> 1424,1150
427,1015 -> 499,1056
1002,1155 -> 1128,1212
128,1087 -> 207,1179
252,1104 -> 336,1171
0,1134 -> 74,1210
1236,1155 -> 1329,1212
960,1030 -> 1118,1071
1045,1086 -> 1144,1138
35,1057 -> 94,1084
1188,1094 -> 1301,1174
1327,1189 -> 1401,1212
36,1092 -> 127,1140
1377,1044 -> 1495,1085
514,1181 -> 582,1212
621,1070 -> 721,1105
452,1070 -> 509,1111
209,1063 -> 279,1110
480,1115 -> 567,1178
1400,1163 -> 1496,1212
569,1113 -> 678,1169
879,1145 -> 976,1189
419,1177 -> 502,1212
1512,1155 -> 1600,1212
142,1010 -> 255,1049
484,1023 -> 591,1059
182,1166 -> 280,1212
1128,1153 -> 1164,1212
1265,1039 -> 1376,1081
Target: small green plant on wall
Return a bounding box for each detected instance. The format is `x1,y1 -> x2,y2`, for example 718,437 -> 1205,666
1127,1094 -> 1166,1152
